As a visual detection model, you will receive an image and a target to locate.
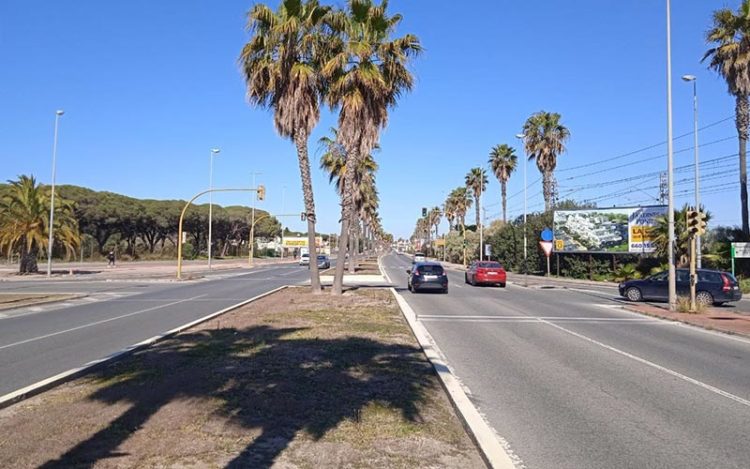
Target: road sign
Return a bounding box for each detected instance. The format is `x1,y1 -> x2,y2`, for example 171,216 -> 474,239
539,241 -> 553,257
541,228 -> 553,242
732,242 -> 750,258
484,244 -> 491,256
434,239 -> 445,247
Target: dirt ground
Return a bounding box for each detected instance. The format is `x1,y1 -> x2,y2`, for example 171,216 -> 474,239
0,287 -> 485,468
0,293 -> 79,311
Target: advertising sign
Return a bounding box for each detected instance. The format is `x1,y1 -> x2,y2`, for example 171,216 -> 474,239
553,206 -> 667,254
282,236 -> 323,248
732,242 -> 750,259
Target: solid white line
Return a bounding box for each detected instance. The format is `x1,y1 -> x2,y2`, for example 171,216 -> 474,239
390,287 -> 520,469
418,315 -> 662,321
0,295 -> 206,351
540,318 -> 750,408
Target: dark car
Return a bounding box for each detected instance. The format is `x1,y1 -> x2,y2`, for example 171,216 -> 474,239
407,262 -> 448,293
317,255 -> 331,269
619,268 -> 742,306
465,261 -> 507,287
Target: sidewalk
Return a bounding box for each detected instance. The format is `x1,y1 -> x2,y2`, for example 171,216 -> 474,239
626,302 -> 750,338
0,257 -> 297,282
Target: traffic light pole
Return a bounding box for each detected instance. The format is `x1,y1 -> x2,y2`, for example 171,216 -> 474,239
690,233 -> 697,312
177,186 -> 264,280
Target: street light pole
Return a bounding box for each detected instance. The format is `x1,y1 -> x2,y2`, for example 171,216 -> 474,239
46,110 -> 64,277
682,74 -> 701,268
479,173 -> 484,261
208,148 -> 220,270
666,0 -> 677,311
516,133 -> 528,287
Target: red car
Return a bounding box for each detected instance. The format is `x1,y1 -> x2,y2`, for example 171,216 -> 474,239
465,261 -> 506,287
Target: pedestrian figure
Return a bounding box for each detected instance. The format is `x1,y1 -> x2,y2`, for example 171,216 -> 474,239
107,250 -> 116,267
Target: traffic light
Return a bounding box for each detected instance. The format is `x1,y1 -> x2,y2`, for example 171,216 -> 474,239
257,185 -> 265,201
422,207 -> 427,217
687,210 -> 707,236
697,211 -> 707,235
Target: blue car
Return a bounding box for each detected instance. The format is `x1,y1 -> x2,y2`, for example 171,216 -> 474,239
619,268 -> 742,306
407,262 -> 448,293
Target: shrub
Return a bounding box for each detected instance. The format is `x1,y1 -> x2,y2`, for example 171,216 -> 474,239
676,296 -> 705,314
613,264 -> 641,282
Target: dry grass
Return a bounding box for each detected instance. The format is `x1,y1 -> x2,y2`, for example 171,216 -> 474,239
0,287 -> 484,468
0,293 -> 79,311
675,296 -> 707,314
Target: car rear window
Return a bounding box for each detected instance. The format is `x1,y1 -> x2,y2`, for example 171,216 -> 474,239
417,265 -> 444,275
478,262 -> 502,268
317,255 -> 326,259
698,271 -> 722,283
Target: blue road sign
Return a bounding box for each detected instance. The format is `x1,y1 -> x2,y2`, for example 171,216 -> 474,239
541,228 -> 553,242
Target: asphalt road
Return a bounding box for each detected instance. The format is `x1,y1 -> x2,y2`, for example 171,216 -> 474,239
383,252 -> 750,469
0,263 -> 315,397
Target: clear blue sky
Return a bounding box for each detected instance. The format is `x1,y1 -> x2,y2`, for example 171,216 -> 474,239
0,1 -> 742,238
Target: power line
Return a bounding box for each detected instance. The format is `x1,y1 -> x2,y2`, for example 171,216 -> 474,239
557,116 -> 733,173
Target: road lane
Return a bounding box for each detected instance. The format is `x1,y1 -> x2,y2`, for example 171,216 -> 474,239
385,252 -> 750,469
0,263 -> 312,396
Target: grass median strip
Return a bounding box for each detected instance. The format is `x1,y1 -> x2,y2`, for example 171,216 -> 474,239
0,293 -> 81,311
0,287 -> 484,468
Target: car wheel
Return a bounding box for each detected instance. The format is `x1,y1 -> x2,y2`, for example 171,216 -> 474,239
696,291 -> 714,306
464,274 -> 469,284
626,287 -> 643,302
407,283 -> 411,292
443,287 -> 449,294
499,282 -> 506,288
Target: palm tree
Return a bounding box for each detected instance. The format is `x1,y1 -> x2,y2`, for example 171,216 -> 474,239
522,111 -> 571,211
653,205 -> 712,267
0,175 -> 80,274
704,2 -> 750,237
324,0 -> 421,295
488,144 -> 518,223
239,0 -> 331,293
465,168 -> 488,229
319,127 -> 379,272
447,187 -> 472,266
428,206 -> 441,239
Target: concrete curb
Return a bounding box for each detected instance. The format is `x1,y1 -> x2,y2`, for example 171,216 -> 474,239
0,285 -> 288,411
381,253 -> 518,468
389,288 -> 518,469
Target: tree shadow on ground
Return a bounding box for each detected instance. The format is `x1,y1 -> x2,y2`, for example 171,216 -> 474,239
39,324 -> 435,468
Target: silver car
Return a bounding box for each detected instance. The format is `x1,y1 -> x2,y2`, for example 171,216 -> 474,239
317,255 -> 331,269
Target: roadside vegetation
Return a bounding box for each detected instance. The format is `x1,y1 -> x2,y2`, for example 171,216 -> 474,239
0,180 -> 283,271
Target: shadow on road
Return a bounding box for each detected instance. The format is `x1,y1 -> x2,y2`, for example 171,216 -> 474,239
39,324 -> 435,468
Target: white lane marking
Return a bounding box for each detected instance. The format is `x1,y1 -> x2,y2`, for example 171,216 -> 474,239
540,318 -> 750,408
29,307 -> 43,312
0,313 -> 6,319
278,268 -> 304,277
0,295 -> 206,351
419,315 -> 663,321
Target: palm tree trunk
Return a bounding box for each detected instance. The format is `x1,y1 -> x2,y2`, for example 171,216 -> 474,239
332,147 -> 359,295
348,222 -> 356,274
501,181 -> 507,223
294,131 -> 322,293
737,94 -> 749,237
19,246 -> 39,274
542,170 -> 553,212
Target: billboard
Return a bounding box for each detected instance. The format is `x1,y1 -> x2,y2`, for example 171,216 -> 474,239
281,236 -> 323,248
553,206 -> 667,254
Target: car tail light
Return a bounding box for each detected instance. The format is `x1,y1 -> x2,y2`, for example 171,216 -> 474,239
477,268 -> 486,274
721,274 -> 732,292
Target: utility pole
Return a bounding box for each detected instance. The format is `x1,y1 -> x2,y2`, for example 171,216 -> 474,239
665,0 -> 677,311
